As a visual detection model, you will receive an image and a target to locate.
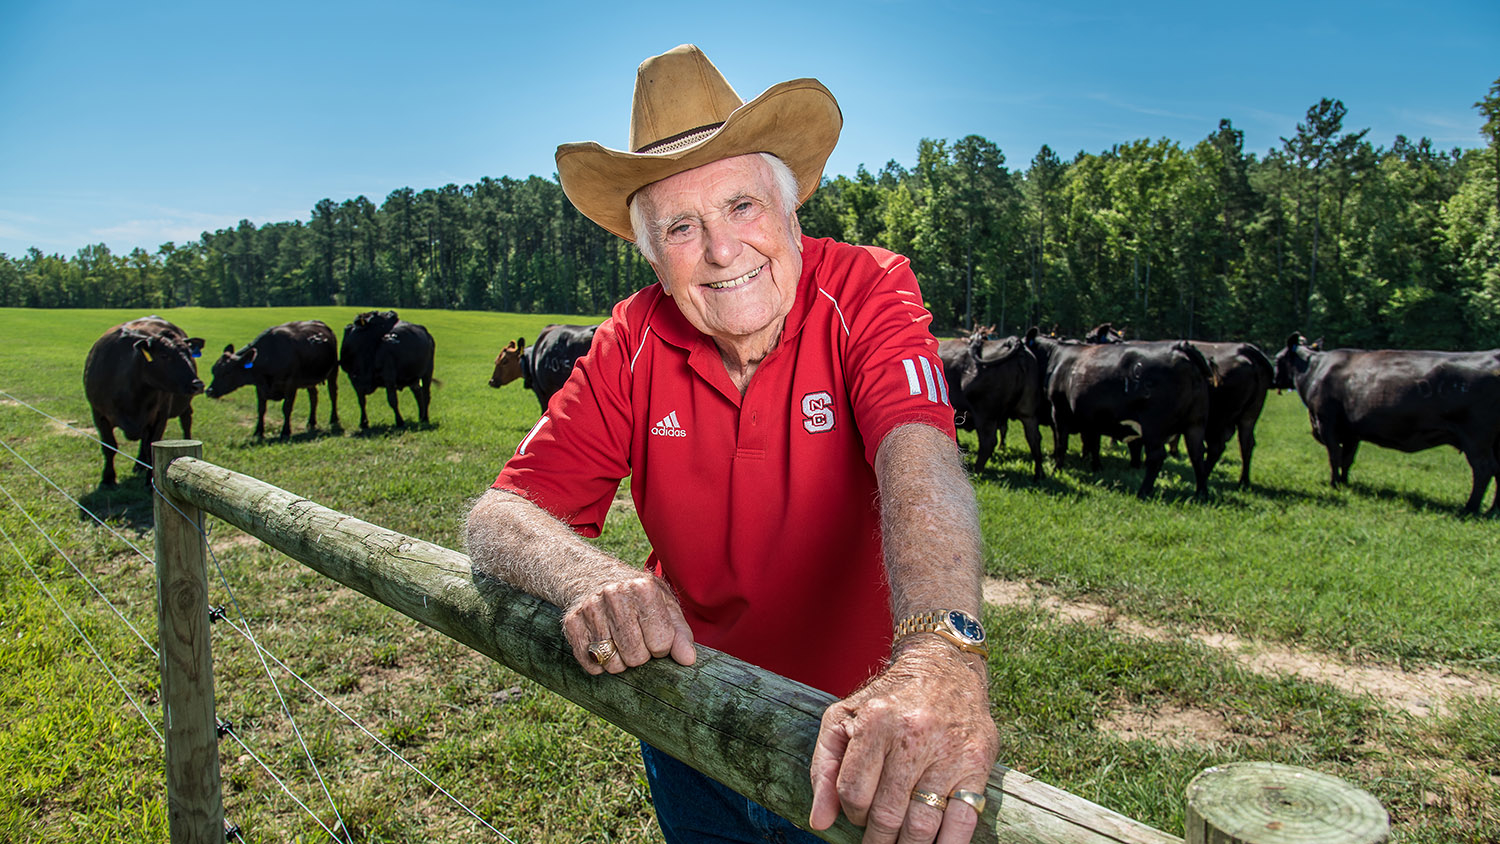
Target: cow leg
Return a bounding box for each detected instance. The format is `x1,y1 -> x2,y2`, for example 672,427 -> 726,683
254,388 -> 269,438
326,372 -> 342,431
1022,417 -> 1044,482
1339,439 -> 1359,485
304,387 -> 319,432
1461,445 -> 1497,515
1083,432 -> 1102,471
94,410 -> 119,487
356,391 -> 370,429
386,386 -> 405,427
975,419 -> 998,472
1051,426 -> 1068,470
1137,441 -> 1168,499
416,377 -> 431,425
1127,440 -> 1143,468
177,406 -> 193,439
280,390 -> 296,439
1185,425 -> 1210,499
139,416 -> 169,483
1236,420 -> 1255,488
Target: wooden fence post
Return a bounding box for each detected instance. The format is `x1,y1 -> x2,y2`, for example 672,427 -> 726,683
1185,762 -> 1388,844
152,439 -> 225,844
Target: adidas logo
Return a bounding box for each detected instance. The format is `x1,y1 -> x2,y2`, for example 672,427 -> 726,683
650,410 -> 687,438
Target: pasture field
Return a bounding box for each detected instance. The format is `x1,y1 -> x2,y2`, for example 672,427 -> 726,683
1,306 -> 1497,843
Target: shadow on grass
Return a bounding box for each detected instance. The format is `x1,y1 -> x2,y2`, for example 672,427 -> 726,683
350,420 -> 441,439
76,476 -> 155,531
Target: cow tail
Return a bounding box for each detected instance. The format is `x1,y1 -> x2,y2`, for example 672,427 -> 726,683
1174,341 -> 1219,388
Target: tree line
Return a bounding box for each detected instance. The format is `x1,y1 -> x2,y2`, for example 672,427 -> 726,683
3,81 -> 1497,352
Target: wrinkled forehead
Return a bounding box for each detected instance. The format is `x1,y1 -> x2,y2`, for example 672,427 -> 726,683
635,153 -> 776,217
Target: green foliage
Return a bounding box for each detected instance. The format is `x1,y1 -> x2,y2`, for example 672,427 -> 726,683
5,82 -> 1500,354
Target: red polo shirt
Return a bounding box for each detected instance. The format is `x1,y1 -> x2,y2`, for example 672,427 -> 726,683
493,236 -> 955,697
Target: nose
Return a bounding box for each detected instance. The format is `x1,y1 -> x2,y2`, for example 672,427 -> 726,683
190,379 -> 205,394
701,217 -> 742,267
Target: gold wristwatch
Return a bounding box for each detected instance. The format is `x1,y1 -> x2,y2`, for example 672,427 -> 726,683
893,609 -> 989,658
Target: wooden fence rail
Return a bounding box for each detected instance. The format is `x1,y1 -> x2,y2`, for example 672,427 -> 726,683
152,441 -> 1389,844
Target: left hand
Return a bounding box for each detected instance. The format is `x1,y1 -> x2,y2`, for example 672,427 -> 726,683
808,638 -> 999,844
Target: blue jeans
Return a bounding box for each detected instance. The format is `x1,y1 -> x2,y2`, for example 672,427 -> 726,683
641,742 -> 825,844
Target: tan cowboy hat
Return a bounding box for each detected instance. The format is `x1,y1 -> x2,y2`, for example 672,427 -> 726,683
555,44 -> 843,242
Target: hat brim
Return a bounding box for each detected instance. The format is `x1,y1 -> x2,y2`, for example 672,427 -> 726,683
556,78 -> 843,242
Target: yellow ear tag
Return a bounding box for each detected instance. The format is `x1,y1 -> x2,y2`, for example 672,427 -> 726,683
141,349 -> 153,362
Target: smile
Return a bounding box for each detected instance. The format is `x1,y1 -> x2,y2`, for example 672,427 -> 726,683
706,264 -> 763,290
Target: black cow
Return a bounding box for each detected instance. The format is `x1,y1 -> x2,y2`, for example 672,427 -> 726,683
82,316 -> 205,486
206,320 -> 340,439
1083,322 -> 1126,344
339,310 -> 435,429
1273,333 -> 1500,514
947,328 -> 1045,479
1191,341 -> 1273,487
488,323 -> 599,410
1032,335 -> 1214,498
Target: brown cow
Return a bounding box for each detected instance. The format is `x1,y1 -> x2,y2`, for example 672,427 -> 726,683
206,320 -> 340,438
488,324 -> 598,410
82,316 -> 205,486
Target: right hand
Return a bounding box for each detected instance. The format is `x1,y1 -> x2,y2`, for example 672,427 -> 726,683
561,574 -> 697,675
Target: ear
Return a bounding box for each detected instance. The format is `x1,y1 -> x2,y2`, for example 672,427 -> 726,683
243,347 -> 257,364
517,338 -> 526,353
188,337 -> 204,358
134,337 -> 153,362
1285,333 -> 1301,351
1025,326 -> 1039,347
1311,337 -> 1324,350
223,343 -> 235,354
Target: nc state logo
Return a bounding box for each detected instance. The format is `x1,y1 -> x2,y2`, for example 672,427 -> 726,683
801,391 -> 835,434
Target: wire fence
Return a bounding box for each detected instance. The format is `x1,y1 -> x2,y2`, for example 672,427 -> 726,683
0,389 -> 517,843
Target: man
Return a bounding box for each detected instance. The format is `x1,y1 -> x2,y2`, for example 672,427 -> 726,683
466,45 -> 998,844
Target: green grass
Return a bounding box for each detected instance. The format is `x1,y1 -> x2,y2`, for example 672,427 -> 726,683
1,307 -> 1497,842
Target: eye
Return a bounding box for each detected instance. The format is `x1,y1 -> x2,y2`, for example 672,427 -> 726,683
663,220 -> 697,244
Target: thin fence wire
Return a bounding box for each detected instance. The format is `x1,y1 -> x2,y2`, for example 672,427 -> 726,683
0,477 -> 159,658
218,616 -> 517,844
221,725 -> 348,843
1,394 -> 516,842
0,513 -> 164,745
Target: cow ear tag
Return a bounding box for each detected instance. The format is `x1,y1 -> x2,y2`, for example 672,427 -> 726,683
192,350 -> 201,358
243,360 -> 254,369
141,348 -> 153,362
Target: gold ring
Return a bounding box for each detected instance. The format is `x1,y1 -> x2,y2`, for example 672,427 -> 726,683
587,639 -> 617,664
949,789 -> 987,814
910,789 -> 948,811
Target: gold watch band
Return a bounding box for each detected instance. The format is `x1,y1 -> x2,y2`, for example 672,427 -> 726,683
893,609 -> 990,658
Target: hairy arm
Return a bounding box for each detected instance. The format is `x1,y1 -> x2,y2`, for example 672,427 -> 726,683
465,488 -> 695,674
810,422 -> 998,844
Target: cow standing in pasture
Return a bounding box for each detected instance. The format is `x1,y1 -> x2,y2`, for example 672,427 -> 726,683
947,328 -> 1045,479
206,320 -> 341,439
340,310 -> 436,429
82,316 -> 205,486
1192,341 -> 1273,487
489,323 -> 599,410
1033,335 -> 1215,498
1273,333 -> 1500,514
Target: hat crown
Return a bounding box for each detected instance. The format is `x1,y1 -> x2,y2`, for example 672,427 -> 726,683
629,45 -> 743,153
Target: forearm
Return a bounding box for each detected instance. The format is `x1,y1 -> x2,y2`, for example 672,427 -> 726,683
464,487 -> 638,611
874,422 -> 985,621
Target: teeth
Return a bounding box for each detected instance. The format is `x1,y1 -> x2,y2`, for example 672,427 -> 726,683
707,265 -> 762,290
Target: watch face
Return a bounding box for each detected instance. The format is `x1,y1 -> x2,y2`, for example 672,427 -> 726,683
947,610 -> 985,644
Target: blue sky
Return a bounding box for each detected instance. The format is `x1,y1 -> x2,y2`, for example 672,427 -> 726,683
1,0 -> 1495,259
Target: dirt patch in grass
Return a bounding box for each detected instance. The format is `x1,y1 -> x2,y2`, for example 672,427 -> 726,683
1096,702 -> 1242,748
984,577 -> 1498,718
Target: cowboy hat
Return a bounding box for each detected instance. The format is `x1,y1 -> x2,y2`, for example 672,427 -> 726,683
555,44 -> 843,242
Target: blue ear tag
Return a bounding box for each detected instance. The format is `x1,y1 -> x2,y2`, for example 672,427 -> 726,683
243,361 -> 254,369
192,350 -> 201,358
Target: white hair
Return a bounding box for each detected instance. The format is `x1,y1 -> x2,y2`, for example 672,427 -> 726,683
629,152 -> 800,265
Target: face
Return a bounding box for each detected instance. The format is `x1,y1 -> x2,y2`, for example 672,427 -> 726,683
636,155 -> 802,353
